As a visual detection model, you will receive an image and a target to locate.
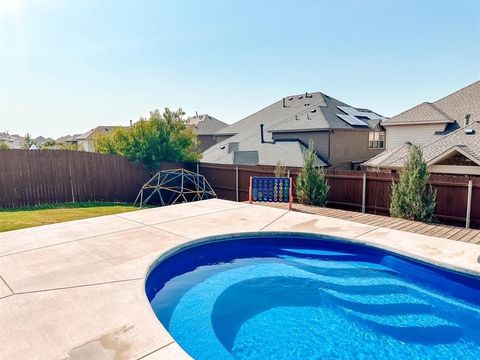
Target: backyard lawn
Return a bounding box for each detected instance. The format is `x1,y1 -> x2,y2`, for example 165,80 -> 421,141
0,202 -> 139,232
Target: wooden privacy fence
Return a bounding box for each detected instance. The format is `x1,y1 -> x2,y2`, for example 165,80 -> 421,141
0,151 -> 477,229
160,162 -> 480,229
0,150 -> 150,208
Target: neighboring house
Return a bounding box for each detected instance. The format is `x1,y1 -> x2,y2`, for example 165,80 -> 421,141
33,136 -> 55,148
71,126 -> 119,152
202,92 -> 385,168
185,114 -> 228,152
364,80 -> 480,175
364,121 -> 480,175
0,133 -> 27,149
381,81 -> 479,150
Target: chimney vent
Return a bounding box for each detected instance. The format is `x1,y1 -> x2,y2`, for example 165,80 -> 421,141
465,114 -> 471,126
129,120 -> 133,127
260,124 -> 265,143
282,98 -> 286,108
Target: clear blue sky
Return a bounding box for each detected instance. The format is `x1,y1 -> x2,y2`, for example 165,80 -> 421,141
1,0 -> 479,138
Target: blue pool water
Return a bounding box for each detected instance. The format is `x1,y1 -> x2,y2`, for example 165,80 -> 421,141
146,233 -> 480,359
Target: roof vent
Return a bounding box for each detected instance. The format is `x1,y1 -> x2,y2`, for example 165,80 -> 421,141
310,109 -> 316,113
298,95 -> 303,99
220,145 -> 226,149
465,114 -> 471,126
465,128 -> 475,135
304,103 -> 310,106
288,97 -> 293,100
228,142 -> 239,153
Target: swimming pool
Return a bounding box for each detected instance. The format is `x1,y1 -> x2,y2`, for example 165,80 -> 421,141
146,232 -> 480,359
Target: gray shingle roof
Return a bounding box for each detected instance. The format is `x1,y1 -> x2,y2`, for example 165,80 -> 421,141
215,92 -> 382,136
382,80 -> 480,126
364,121 -> 480,168
434,81 -> 480,124
202,133 -> 327,167
185,114 -> 227,135
75,126 -> 119,140
381,102 -> 452,126
203,91 -> 383,167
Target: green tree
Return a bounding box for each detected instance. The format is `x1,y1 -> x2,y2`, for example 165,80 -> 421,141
274,161 -> 287,177
22,133 -> 34,149
390,145 -> 436,222
296,141 -> 329,206
60,143 -> 81,151
40,139 -> 57,149
93,108 -> 200,169
0,142 -> 10,150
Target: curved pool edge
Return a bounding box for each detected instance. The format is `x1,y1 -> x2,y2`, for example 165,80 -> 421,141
141,230 -> 480,359
144,231 -> 480,282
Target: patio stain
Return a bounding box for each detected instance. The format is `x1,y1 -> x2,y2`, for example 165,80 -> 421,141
65,325 -> 134,360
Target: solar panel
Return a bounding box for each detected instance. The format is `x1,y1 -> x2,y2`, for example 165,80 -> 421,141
337,114 -> 368,127
337,106 -> 382,120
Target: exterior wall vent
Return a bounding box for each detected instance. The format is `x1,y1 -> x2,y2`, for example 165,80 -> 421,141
228,142 -> 239,153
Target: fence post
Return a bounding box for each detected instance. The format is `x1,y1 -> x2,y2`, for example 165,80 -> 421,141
196,162 -> 200,174
466,180 -> 472,229
361,173 -> 367,213
235,166 -> 239,202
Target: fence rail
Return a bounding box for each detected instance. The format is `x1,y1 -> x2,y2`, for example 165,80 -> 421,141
0,150 -> 150,208
161,161 -> 480,229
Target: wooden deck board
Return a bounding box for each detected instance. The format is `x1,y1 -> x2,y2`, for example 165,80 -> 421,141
449,229 -> 473,241
271,203 -> 480,244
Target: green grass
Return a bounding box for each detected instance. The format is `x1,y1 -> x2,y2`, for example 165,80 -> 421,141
0,202 -> 140,232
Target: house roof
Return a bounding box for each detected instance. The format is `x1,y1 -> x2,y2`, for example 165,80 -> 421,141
75,126 -> 119,140
185,114 -> 227,135
215,92 -> 383,136
364,121 -> 480,168
202,133 -> 327,167
382,80 -> 480,126
203,91 -> 383,167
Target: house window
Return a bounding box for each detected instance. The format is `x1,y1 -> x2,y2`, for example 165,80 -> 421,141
368,131 -> 385,149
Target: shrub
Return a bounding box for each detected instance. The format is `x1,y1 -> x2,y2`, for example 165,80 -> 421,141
390,145 -> 436,222
274,161 -> 287,177
296,141 -> 329,206
94,108 -> 200,170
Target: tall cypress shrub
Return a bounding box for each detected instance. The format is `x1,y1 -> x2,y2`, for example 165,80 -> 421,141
390,145 -> 436,222
297,141 -> 329,207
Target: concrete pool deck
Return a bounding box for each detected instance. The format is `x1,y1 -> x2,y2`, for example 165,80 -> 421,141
1,198 -> 479,359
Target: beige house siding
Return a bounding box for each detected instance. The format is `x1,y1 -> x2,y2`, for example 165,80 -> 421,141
428,164 -> 480,176
385,123 -> 446,149
77,139 -> 94,152
329,129 -> 383,168
271,131 -> 330,161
